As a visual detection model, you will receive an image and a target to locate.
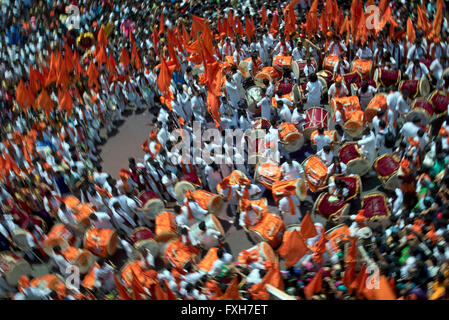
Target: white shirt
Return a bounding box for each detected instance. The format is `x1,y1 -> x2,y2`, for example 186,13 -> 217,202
314,134 -> 332,152
306,81 -> 322,106
257,96 -> 273,121
400,122 -> 421,140
280,161 -> 304,180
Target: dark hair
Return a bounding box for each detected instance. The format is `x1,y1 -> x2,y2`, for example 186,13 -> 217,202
309,73 -> 318,82
199,221 -> 206,231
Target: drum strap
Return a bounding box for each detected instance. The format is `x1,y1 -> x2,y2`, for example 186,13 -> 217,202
287,196 -> 296,215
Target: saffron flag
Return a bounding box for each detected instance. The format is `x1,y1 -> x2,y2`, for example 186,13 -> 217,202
157,57 -> 172,94
278,229 -> 309,266
300,211 -> 317,239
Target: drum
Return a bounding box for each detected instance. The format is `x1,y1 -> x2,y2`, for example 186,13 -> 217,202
42,224 -> 76,255
302,155 -> 329,193
120,260 -> 156,288
174,181 -> 196,203
338,142 -> 371,176
273,56 -> 292,72
189,190 -> 222,214
255,67 -> 282,87
373,154 -> 401,190
246,85 -> 263,113
399,78 -> 430,99
330,96 -> 361,121
254,159 -> 282,190
155,211 -> 178,242
342,71 -> 362,89
81,263 -> 99,290
313,192 -> 350,220
141,198 -> 165,221
323,56 -> 339,72
63,196 -> 92,229
128,227 -> 159,257
292,58 -> 318,79
163,239 -> 199,269
361,192 -> 390,220
252,117 -> 271,130
428,90 -> 449,117
317,70 -> 334,88
61,246 -> 95,274
405,98 -> 434,124
365,94 -> 387,122
228,170 -> 250,185
189,214 -> 225,247
272,178 -> 307,203
237,242 -> 278,267
351,59 -> 373,80
303,107 -> 329,140
138,190 -> 159,207
0,252 -> 32,286
277,82 -> 294,95
278,123 -> 304,152
84,228 -> 118,258
292,84 -> 302,103
29,274 -> 66,296
249,212 -> 285,248
329,175 -> 362,199
373,68 -> 401,88
344,109 -> 365,138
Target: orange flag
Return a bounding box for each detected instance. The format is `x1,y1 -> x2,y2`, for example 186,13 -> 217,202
107,52 -> 117,75
365,275 -> 397,300
35,89 -> 54,119
95,45 -> 108,65
304,270 -> 323,299
87,62 -> 99,89
278,229 -> 309,266
97,26 -> 108,47
131,271 -> 147,300
407,18 -> 416,45
432,0 -> 443,37
300,211 -> 318,239
181,22 -> 191,44
59,89 -> 73,117
16,79 -> 28,111
214,277 -> 241,300
153,281 -> 168,300
157,57 -> 172,94
64,43 -> 74,72
113,274 -> 131,300
120,47 -> 131,68
343,261 -> 356,290
131,43 -> 143,71
345,236 -> 357,264
261,6 -> 267,27
191,15 -> 206,40
269,12 -> 279,35
311,232 -> 327,265
158,12 -> 165,37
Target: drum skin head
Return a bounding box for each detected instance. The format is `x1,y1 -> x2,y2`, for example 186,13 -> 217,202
143,199 -> 165,220
295,178 -> 307,201
292,84 -> 301,103
346,158 -> 371,177
174,181 -> 196,203
419,77 -> 430,97
134,239 -> 160,258
384,172 -> 401,191
282,133 -> 304,152
405,108 -> 430,125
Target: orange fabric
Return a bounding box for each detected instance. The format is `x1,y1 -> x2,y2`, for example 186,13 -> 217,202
287,196 -> 297,215
81,264 -> 99,289
304,156 -> 328,192
163,279 -> 178,300
272,179 -> 297,203
238,248 -> 260,267
311,130 -> 336,144
192,190 -> 217,211
250,213 -> 285,248
261,6 -> 267,27
278,230 -> 309,266
114,274 -> 131,300
304,270 -> 323,299
311,232 -> 327,265
197,247 -> 219,272
269,12 -> 279,36
120,47 -> 131,68
97,27 -> 108,47
155,212 -> 176,236
163,239 -> 199,269
300,211 -> 318,239
257,162 -> 282,189
250,262 -> 284,300
351,59 -> 373,79
407,18 -> 416,45
364,275 -> 397,300
326,225 -> 351,253
30,274 -> 66,297
35,89 -> 54,120
214,277 -> 241,300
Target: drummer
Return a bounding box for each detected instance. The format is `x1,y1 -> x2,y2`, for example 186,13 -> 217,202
278,186 -> 301,226
292,41 -> 306,61
327,156 -> 348,176
280,158 -> 304,180
328,179 -> 350,202
236,177 -> 263,201
355,42 -> 373,60
404,59 -> 431,81
316,145 -> 334,167
357,127 -> 377,165
189,221 -> 223,251
182,191 -> 208,223
238,199 -> 264,231
328,79 -> 349,102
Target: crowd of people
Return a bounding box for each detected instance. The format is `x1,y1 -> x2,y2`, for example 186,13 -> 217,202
1,0 -> 449,300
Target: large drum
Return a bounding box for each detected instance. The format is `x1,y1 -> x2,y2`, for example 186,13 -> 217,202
373,154 -> 402,190
189,215 -> 225,246
84,227 -> 118,258
317,70 -> 334,88
351,59 -> 373,80
139,190 -> 165,221
278,122 -> 304,152
237,242 -> 278,267
155,211 -> 178,243
405,98 -> 434,124
361,192 -> 390,220
252,117 -> 271,130
344,109 -> 365,138
63,196 -> 92,229
129,227 -> 159,257
249,212 -> 285,248
163,239 -> 199,269
239,59 -> 251,78
373,68 -> 401,88
338,142 -> 371,176
428,90 -> 449,117
342,71 -> 362,90
61,246 -> 95,274
42,224 -> 76,255
277,82 -> 294,95
273,55 -> 292,72
246,85 -> 263,113
323,55 -> 339,72
303,107 -> 329,140
328,175 -> 362,201
292,58 -> 318,79
302,155 -> 329,193
255,67 -> 281,87
191,190 -> 223,214
365,94 -> 388,122
330,96 -> 361,121
0,252 -> 32,286
313,192 -> 350,220
254,159 -> 282,190
399,78 -> 430,99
